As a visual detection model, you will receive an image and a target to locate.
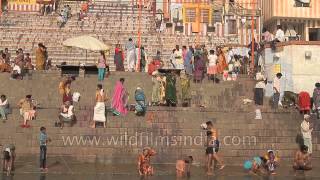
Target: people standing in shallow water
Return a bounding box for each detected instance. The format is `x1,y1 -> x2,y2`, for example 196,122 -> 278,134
293,145 -> 312,172
176,156 -> 193,178
243,156 -> 265,175
206,130 -> 225,175
263,150 -> 279,175
138,147 -> 156,177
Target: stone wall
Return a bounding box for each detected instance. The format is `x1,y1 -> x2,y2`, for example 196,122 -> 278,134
263,42 -> 320,96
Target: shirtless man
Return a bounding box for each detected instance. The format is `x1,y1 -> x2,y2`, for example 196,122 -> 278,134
206,130 -> 225,175
176,156 -> 193,178
92,84 -> 107,128
293,145 -> 312,171
137,147 -> 156,177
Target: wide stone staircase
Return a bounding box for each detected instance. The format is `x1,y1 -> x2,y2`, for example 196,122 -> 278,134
0,0 -> 237,71
0,71 -> 319,169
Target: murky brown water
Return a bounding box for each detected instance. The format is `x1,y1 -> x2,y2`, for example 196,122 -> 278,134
1,156 -> 318,180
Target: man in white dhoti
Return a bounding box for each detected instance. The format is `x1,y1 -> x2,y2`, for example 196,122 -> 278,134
174,45 -> 184,70
125,38 -> 136,72
92,84 -> 107,128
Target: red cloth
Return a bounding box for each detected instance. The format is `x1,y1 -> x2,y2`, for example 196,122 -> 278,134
147,60 -> 162,75
63,93 -> 73,104
298,91 -> 311,111
148,63 -> 156,75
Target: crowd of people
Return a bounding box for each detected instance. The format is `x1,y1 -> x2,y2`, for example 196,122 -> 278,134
0,27 -> 318,177
57,5 -> 72,28
0,44 -> 50,79
135,118 -> 313,178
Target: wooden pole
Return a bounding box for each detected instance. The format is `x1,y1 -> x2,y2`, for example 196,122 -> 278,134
196,0 -> 200,44
137,0 -> 142,72
0,0 -> 2,16
251,0 -> 256,68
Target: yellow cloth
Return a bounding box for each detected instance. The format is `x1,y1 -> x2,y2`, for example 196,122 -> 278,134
35,48 -> 45,70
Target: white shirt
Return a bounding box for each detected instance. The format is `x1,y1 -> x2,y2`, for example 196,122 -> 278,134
234,61 -> 241,68
13,65 -> 21,74
0,99 -> 8,106
275,29 -> 285,42
273,77 -> 281,92
61,105 -> 74,118
227,50 -> 234,64
301,120 -> 312,139
174,49 -> 183,65
208,54 -> 217,66
4,147 -> 11,157
72,92 -> 81,102
228,63 -> 234,72
255,81 -> 266,89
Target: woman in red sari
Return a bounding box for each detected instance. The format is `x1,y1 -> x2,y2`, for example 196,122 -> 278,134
137,147 -> 156,176
114,44 -> 125,71
298,91 -> 311,114
216,47 -> 227,74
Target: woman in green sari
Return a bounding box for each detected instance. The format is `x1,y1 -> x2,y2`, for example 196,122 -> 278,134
151,71 -> 161,106
165,72 -> 177,106
180,72 -> 191,107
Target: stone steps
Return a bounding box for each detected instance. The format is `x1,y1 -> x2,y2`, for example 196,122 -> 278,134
0,70 -> 318,166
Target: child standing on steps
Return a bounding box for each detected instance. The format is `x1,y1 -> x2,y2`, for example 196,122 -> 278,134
39,127 -> 51,172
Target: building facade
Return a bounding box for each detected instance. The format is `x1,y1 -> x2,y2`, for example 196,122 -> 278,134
263,42 -> 320,96
262,0 -> 320,41
158,0 -> 261,45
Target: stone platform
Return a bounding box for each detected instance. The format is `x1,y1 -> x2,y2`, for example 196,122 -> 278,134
0,71 -> 319,168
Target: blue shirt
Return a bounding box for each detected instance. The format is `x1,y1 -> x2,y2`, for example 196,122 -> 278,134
184,50 -> 193,66
39,132 -> 47,146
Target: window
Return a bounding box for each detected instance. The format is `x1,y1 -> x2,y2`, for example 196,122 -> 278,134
200,9 -> 210,23
212,10 -> 222,24
309,28 -> 320,41
295,0 -> 310,7
185,8 -> 196,23
227,19 -> 237,34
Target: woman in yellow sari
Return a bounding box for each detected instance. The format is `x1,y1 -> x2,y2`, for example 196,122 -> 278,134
35,43 -> 46,70
216,48 -> 227,74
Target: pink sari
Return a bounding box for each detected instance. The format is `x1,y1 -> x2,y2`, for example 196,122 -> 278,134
112,81 -> 128,115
